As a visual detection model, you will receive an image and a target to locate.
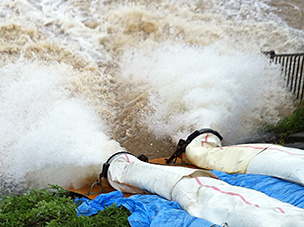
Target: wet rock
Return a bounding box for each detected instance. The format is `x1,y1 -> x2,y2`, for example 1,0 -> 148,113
284,142 -> 304,149
285,130 -> 304,149
286,131 -> 304,143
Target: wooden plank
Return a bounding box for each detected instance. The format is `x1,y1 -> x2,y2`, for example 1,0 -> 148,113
67,156 -> 194,199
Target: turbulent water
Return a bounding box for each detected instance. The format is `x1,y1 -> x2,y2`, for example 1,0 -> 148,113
0,0 -> 303,193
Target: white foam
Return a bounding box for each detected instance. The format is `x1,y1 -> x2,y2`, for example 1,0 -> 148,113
0,0 -> 302,193
0,60 -> 121,193
120,43 -> 294,144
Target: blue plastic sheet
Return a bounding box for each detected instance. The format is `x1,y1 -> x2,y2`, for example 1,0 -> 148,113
75,191 -> 220,227
212,170 -> 304,209
75,172 -> 304,226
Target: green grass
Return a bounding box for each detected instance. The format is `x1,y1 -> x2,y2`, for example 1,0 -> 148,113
0,185 -> 131,227
270,100 -> 304,144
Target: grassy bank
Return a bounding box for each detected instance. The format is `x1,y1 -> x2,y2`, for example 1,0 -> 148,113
0,185 -> 130,227
270,100 -> 304,144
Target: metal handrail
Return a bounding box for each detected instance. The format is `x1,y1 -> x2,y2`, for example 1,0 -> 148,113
263,51 -> 304,100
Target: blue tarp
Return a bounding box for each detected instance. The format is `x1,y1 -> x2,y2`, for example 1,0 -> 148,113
212,170 -> 304,209
75,171 -> 304,226
75,191 -> 220,227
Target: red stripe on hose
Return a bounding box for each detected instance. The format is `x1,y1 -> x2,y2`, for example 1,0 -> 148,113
125,154 -> 130,163
276,207 -> 285,213
267,147 -> 304,156
201,134 -> 210,146
228,145 -> 268,149
229,145 -> 304,156
191,176 -> 285,213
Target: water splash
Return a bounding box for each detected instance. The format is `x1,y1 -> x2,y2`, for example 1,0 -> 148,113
0,60 -> 121,193
0,0 -> 302,192
119,43 -> 294,144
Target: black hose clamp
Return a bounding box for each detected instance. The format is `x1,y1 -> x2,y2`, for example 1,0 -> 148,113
166,128 -> 223,164
100,151 -> 135,179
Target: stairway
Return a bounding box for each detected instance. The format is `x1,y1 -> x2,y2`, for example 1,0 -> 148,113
285,130 -> 304,149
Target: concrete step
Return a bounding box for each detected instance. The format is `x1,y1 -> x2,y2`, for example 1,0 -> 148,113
286,131 -> 304,143
285,142 -> 304,149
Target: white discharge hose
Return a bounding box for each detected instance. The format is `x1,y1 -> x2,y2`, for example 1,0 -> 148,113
105,153 -> 304,227
184,132 -> 304,185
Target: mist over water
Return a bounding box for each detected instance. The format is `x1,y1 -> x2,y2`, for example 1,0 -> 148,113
0,0 -> 303,192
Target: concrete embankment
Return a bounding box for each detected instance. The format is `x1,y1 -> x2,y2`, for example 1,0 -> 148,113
285,131 -> 304,149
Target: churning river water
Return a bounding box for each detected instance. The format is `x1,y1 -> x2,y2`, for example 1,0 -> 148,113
0,0 -> 303,193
